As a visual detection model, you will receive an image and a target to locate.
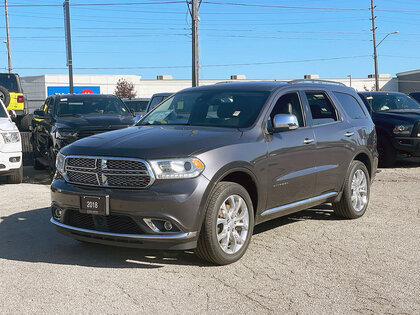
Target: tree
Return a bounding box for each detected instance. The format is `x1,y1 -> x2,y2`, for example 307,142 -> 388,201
114,78 -> 137,98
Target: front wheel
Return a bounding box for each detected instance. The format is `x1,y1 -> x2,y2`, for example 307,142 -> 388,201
333,160 -> 370,219
195,182 -> 254,265
7,164 -> 23,184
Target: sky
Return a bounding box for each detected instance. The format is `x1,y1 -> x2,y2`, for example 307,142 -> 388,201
0,0 -> 419,80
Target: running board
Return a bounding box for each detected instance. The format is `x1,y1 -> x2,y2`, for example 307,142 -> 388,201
261,192 -> 338,217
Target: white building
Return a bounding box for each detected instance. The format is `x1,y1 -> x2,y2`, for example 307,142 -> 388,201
21,73 -> 398,113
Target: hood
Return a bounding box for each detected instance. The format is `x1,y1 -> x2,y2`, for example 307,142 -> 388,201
56,114 -> 135,130
373,109 -> 420,124
61,125 -> 243,159
0,117 -> 18,132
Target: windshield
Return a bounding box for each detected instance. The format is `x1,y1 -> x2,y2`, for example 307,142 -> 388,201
139,90 -> 270,128
0,74 -> 20,92
363,94 -> 420,112
0,102 -> 7,118
56,96 -> 132,117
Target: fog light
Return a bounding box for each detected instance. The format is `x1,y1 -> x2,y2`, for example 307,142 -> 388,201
164,221 -> 173,231
9,156 -> 20,163
53,208 -> 63,220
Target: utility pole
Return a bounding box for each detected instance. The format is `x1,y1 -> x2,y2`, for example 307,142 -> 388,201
370,0 -> 379,91
4,0 -> 12,73
63,0 -> 74,93
188,0 -> 200,87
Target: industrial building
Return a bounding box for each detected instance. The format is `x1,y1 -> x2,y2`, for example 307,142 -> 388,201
20,73 -> 402,113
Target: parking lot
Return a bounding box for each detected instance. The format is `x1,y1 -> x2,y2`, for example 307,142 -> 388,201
0,164 -> 418,314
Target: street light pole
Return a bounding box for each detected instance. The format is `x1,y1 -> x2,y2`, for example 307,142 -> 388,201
4,0 -> 12,73
370,0 -> 379,91
63,0 -> 74,94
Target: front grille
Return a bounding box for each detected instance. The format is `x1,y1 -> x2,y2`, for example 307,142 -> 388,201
65,211 -> 143,234
64,156 -> 153,189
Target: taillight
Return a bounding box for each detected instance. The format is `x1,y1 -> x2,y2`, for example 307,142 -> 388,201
17,95 -> 24,103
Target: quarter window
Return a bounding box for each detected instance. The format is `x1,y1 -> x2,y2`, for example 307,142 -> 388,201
305,91 -> 338,125
334,92 -> 367,119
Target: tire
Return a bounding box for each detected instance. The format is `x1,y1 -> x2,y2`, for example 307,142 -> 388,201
333,160 -> 370,219
0,85 -> 11,107
19,114 -> 33,132
47,146 -> 56,174
377,138 -> 396,168
7,164 -> 23,184
195,182 -> 254,265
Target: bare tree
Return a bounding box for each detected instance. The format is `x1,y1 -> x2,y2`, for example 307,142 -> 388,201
114,78 -> 137,98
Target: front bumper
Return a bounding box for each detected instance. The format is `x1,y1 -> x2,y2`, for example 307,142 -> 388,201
0,150 -> 22,173
50,175 -> 210,250
51,218 -> 198,250
392,136 -> 420,156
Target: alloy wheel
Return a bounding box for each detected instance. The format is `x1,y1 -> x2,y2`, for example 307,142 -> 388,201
351,169 -> 368,212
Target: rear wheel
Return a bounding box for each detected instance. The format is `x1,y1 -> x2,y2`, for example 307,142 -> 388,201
195,182 -> 254,265
7,164 -> 23,184
333,160 -> 370,219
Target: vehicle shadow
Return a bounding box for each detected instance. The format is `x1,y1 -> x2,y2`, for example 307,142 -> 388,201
254,204 -> 339,235
0,205 -> 338,268
0,166 -> 51,185
393,159 -> 420,169
0,207 -> 206,268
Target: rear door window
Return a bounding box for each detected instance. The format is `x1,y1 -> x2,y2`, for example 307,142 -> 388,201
333,92 -> 367,119
305,91 -> 338,125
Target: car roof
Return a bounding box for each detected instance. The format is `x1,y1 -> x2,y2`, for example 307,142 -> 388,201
358,91 -> 405,96
177,81 -> 355,95
151,93 -> 172,97
52,94 -> 117,98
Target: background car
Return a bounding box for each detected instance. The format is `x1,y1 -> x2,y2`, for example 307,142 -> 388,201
359,91 -> 420,167
0,99 -> 22,183
145,93 -> 172,113
31,94 -> 136,172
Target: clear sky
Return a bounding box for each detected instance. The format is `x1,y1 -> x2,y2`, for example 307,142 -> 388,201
0,0 -> 419,79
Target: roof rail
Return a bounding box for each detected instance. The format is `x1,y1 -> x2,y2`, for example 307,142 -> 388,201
288,79 -> 346,86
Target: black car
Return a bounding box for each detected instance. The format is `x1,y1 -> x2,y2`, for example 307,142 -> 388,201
51,81 -> 377,265
146,93 -> 172,112
358,91 -> 420,167
409,92 -> 420,104
121,97 -> 149,115
32,94 -> 136,171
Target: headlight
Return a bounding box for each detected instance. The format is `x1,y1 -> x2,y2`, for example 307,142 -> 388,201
56,152 -> 66,174
1,131 -> 20,143
150,158 -> 205,179
55,129 -> 75,139
393,125 -> 413,136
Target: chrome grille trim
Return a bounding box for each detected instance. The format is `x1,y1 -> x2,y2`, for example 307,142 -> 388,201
63,155 -> 155,189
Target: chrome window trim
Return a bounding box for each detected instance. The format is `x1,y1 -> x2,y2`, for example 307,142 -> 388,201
63,155 -> 156,189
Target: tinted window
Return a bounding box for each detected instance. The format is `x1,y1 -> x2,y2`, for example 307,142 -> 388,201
140,90 -> 270,128
149,96 -> 165,110
361,93 -> 420,112
409,92 -> 420,104
124,100 -> 148,112
270,92 -> 305,127
334,92 -> 366,119
305,91 -> 338,124
0,74 -> 20,92
56,96 -> 131,117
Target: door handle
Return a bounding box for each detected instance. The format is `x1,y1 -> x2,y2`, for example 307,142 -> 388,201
303,138 -> 315,144
344,131 -> 354,137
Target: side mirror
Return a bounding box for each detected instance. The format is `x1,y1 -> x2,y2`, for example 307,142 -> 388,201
272,114 -> 299,132
8,110 -> 17,120
33,110 -> 46,118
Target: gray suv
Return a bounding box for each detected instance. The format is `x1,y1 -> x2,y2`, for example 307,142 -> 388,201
50,81 -> 378,265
